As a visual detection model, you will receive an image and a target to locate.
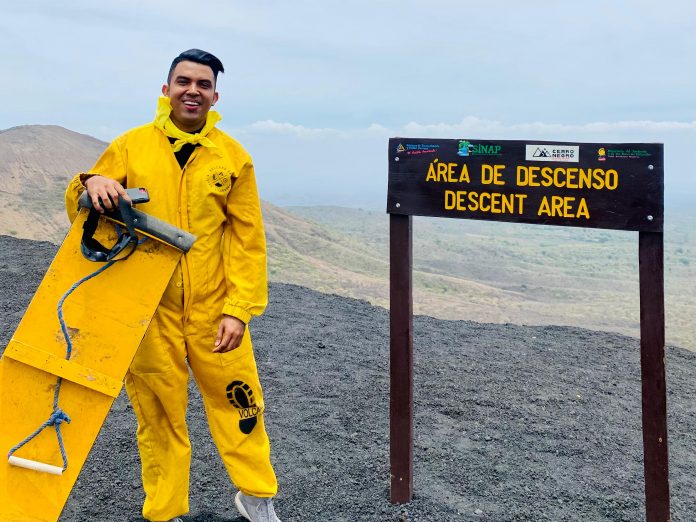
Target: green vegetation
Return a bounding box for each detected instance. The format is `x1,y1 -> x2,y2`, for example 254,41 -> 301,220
277,205 -> 696,351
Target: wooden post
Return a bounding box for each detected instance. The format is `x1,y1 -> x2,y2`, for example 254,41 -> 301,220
389,213 -> 413,503
638,231 -> 670,522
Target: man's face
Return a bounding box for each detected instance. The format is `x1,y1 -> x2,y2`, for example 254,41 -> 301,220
162,60 -> 219,133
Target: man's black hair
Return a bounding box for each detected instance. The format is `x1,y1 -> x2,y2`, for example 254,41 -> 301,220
167,49 -> 224,84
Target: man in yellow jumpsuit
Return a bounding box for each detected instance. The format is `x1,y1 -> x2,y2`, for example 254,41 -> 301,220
65,49 -> 280,522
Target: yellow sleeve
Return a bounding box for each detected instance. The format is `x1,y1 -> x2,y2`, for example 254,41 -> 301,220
64,136 -> 128,223
221,157 -> 268,323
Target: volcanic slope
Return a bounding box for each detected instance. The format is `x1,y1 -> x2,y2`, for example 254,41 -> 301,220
1,236 -> 694,521
0,125 -> 106,242
0,125 -> 393,307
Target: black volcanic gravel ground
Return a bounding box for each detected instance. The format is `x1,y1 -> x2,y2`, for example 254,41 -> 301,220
1,235 -> 695,521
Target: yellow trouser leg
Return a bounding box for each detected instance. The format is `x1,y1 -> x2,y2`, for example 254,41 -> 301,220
125,274 -> 191,522
188,326 -> 278,497
124,264 -> 277,520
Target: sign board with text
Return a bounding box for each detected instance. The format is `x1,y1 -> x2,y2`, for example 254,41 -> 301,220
387,138 -> 663,232
387,137 -> 669,519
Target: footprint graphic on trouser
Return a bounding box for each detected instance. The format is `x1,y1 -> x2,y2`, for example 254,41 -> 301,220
226,380 -> 258,434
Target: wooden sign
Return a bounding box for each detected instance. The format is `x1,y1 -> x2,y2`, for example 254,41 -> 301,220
387,138 -> 663,232
387,137 -> 668,522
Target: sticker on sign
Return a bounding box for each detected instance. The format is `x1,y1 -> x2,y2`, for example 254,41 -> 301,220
526,144 -> 579,162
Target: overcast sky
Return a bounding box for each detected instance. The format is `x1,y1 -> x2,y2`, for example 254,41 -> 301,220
2,0 -> 694,209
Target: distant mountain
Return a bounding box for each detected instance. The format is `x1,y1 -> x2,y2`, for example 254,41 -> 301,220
0,125 -> 350,249
0,125 -> 107,242
0,124 -> 391,310
1,125 -> 694,352
287,205 -> 696,352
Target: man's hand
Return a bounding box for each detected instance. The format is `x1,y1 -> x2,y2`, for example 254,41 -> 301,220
83,175 -> 131,213
213,315 -> 246,353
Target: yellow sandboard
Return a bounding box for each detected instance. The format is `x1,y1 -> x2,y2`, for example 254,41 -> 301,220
0,204 -> 194,522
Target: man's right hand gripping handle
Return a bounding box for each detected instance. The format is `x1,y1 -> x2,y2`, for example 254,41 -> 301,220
83,175 -> 132,213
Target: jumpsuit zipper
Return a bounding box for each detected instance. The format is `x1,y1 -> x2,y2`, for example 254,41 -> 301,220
177,148 -> 199,326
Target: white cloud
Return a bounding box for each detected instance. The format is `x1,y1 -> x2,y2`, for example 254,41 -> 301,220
242,120 -> 342,137
226,120 -> 392,141
406,119 -> 696,135
225,116 -> 696,209
233,116 -> 696,140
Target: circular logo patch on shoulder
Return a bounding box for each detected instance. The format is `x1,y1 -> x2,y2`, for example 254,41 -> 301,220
206,166 -> 233,193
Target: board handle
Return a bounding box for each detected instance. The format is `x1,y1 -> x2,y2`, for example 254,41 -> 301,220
8,456 -> 64,475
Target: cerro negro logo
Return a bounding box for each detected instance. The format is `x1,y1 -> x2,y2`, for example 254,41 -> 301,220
525,144 -> 579,163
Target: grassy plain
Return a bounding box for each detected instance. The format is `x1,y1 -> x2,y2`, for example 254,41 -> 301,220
270,204 -> 695,351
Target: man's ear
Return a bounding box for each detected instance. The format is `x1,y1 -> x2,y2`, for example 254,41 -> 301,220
161,84 -> 169,96
212,91 -> 219,106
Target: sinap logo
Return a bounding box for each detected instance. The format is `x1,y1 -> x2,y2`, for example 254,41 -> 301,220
470,143 -> 502,155
458,140 -> 502,156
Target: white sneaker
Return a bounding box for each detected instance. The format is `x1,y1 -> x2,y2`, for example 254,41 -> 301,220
235,491 -> 281,522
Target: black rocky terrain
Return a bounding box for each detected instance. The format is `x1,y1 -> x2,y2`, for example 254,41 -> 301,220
1,235 -> 694,521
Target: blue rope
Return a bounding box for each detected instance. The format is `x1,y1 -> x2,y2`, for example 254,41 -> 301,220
8,234 -> 149,471
7,260 -> 117,470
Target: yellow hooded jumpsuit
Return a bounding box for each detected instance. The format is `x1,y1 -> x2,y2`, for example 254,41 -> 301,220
65,114 -> 277,521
